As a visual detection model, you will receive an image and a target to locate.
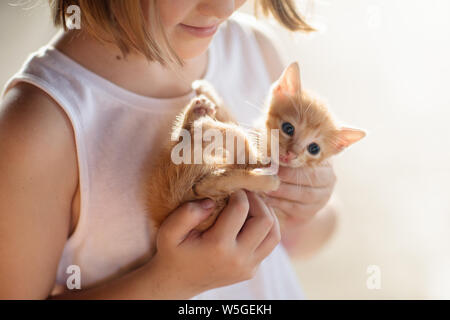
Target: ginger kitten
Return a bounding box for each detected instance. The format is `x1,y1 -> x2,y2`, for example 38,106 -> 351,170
146,62 -> 365,254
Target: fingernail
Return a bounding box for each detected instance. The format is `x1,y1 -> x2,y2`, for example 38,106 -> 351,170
200,199 -> 215,210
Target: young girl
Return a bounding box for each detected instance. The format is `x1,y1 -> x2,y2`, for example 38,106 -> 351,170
0,0 -> 337,299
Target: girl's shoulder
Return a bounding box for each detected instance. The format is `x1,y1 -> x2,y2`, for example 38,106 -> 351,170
0,82 -> 78,192
226,12 -> 285,82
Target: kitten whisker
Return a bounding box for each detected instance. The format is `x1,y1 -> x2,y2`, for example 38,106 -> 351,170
244,100 -> 265,115
304,101 -> 313,117
302,169 -> 314,189
296,168 -> 302,193
286,94 -> 302,120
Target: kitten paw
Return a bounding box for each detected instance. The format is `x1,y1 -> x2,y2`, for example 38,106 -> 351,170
191,95 -> 217,119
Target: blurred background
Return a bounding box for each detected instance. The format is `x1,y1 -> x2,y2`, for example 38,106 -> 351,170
1,0 -> 449,299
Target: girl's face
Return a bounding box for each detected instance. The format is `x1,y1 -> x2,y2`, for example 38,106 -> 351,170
149,0 -> 247,60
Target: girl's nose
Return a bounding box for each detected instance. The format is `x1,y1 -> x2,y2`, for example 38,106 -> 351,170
199,0 -> 236,20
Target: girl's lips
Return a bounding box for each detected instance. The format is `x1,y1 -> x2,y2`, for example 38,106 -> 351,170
179,23 -> 218,38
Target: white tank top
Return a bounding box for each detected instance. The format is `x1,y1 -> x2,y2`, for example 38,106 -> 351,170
4,13 -> 304,299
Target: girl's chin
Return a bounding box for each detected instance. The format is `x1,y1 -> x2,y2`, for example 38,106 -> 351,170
173,42 -> 212,61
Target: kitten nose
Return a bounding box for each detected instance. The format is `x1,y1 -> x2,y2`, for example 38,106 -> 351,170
280,151 -> 297,163
285,151 -> 296,161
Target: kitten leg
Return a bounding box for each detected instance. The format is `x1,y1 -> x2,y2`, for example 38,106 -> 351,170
194,168 -> 280,197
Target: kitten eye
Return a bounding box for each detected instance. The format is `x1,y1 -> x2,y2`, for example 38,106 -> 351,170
281,122 -> 295,136
307,143 -> 320,156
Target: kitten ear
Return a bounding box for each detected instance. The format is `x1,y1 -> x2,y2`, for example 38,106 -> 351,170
332,127 -> 366,154
274,62 -> 301,97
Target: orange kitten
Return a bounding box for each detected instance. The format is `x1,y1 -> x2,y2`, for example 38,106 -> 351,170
146,62 -> 365,253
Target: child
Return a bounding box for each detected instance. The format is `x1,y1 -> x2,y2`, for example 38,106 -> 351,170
0,0 -> 336,299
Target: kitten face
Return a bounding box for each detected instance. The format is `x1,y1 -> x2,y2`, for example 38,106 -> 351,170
265,62 -> 366,168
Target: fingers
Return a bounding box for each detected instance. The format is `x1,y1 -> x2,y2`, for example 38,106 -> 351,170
277,165 -> 336,188
253,206 -> 281,262
236,192 -> 275,251
207,190 -> 249,240
268,182 -> 333,204
265,197 -> 325,223
158,199 -> 216,248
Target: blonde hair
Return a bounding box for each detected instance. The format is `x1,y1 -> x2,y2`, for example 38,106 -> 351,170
50,0 -> 313,65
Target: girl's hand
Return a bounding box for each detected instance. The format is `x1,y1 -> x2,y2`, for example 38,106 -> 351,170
266,162 -> 336,225
150,190 -> 280,298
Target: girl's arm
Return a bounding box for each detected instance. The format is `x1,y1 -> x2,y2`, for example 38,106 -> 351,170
280,200 -> 338,259
0,83 -> 79,299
